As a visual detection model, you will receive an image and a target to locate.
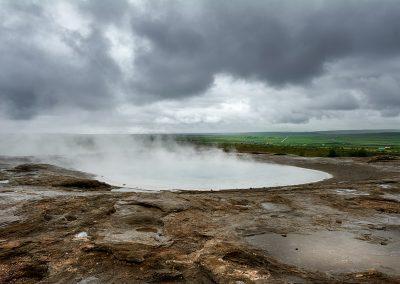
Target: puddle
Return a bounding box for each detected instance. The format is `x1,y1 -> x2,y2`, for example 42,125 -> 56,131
383,194 -> 400,202
296,197 -> 341,215
74,231 -> 89,240
380,184 -> 392,189
102,229 -> 169,245
377,214 -> 400,226
335,189 -> 369,196
111,187 -> 154,193
245,230 -> 400,275
343,214 -> 400,230
261,202 -> 290,212
77,277 -> 99,284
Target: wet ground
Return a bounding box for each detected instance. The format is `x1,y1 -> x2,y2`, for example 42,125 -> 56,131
0,154 -> 399,283
246,230 -> 400,275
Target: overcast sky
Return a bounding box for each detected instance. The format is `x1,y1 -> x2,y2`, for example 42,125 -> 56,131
1,0 -> 400,133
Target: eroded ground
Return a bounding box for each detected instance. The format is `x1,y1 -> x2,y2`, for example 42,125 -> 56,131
0,154 -> 399,283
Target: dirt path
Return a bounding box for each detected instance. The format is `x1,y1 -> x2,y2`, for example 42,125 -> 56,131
0,155 -> 399,283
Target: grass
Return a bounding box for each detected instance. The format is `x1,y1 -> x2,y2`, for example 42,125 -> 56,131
176,131 -> 400,157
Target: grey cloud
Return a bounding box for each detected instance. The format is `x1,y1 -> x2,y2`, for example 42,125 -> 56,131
0,1 -> 121,119
130,0 -> 400,100
308,92 -> 360,111
362,75 -> 400,116
317,57 -> 400,117
275,112 -> 310,124
77,0 -> 130,25
0,0 -> 400,124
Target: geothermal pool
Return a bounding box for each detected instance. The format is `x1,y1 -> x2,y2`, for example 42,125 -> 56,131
65,149 -> 331,191
0,134 -> 331,191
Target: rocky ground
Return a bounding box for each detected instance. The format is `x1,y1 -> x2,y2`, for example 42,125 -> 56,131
0,154 -> 399,283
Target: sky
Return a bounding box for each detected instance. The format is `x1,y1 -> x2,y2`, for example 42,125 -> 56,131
0,0 -> 400,133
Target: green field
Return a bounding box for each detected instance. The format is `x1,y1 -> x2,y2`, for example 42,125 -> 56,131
176,131 -> 400,157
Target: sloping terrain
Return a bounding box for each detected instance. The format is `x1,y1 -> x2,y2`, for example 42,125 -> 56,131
0,155 -> 399,283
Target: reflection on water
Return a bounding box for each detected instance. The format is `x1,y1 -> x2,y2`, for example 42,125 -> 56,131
246,230 -> 400,275
69,150 -> 331,191
335,189 -> 369,196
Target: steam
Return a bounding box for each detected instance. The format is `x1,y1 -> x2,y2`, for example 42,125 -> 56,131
0,134 -> 331,190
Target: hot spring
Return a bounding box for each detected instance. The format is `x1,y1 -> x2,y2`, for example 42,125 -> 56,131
72,151 -> 331,191
0,134 -> 332,191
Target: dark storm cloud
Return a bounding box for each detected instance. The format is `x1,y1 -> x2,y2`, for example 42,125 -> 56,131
0,1 -> 121,119
309,92 -> 360,111
131,0 -> 400,100
77,0 -> 130,25
1,0 -> 400,121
